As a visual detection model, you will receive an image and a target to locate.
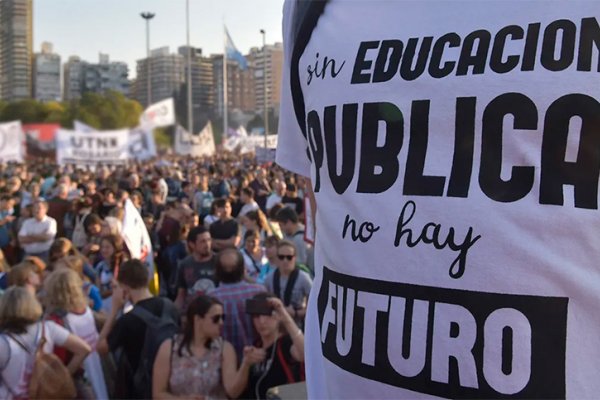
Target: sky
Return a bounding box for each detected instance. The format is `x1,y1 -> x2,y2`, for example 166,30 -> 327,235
34,0 -> 285,78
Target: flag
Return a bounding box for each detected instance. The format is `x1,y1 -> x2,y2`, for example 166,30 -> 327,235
139,98 -> 175,128
175,123 -> 216,157
121,199 -> 155,283
0,121 -> 24,162
225,26 -> 248,70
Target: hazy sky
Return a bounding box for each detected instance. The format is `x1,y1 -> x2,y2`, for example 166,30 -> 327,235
34,0 -> 285,78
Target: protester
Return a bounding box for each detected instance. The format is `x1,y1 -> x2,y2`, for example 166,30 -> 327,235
242,209 -> 274,243
208,247 -> 265,359
97,259 -> 179,399
265,179 -> 286,213
174,226 -> 216,311
241,293 -> 305,399
95,234 -> 128,313
241,229 -> 268,282
152,294 -> 263,399
238,187 -> 260,221
264,240 -> 312,326
7,260 -> 44,295
257,236 -> 280,285
0,286 -> 91,399
17,199 -> 57,262
193,174 -> 215,220
209,198 -> 241,252
44,269 -> 108,399
275,207 -> 310,268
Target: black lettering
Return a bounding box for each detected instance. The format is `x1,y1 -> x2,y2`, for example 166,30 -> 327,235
521,23 -> 541,71
400,37 -> 433,81
357,102 -> 404,193
307,110 -> 324,192
404,100 -> 446,196
490,25 -> 524,74
479,93 -> 537,202
351,41 -> 380,84
429,33 -> 460,78
541,19 -> 576,71
448,97 -> 477,198
324,104 -> 358,194
540,94 -> 600,209
373,40 -> 403,83
577,17 -> 600,72
457,30 -> 492,75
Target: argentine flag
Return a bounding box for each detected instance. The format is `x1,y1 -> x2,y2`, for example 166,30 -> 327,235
225,26 -> 248,70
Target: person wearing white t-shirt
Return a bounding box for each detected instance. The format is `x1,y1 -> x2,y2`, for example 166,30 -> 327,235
266,179 -> 287,212
18,200 -> 57,262
0,287 -> 91,399
238,187 -> 260,220
277,1 -> 600,398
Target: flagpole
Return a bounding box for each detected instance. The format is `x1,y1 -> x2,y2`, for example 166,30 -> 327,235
186,0 -> 193,134
223,25 -> 228,142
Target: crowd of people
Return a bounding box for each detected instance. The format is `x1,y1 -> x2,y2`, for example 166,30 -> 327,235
0,153 -> 314,399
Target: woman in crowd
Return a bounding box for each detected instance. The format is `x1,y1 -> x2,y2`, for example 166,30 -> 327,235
0,249 -> 10,292
0,286 -> 91,399
241,229 -> 268,282
49,237 -> 97,282
242,293 -> 305,400
95,234 -> 127,313
152,295 -> 263,399
44,269 -> 108,399
203,200 -> 220,228
257,236 -> 280,285
53,255 -> 103,312
243,210 -> 274,243
8,259 -> 45,295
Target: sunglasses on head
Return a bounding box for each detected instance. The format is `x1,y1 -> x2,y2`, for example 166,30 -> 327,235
278,254 -> 295,261
211,314 -> 225,324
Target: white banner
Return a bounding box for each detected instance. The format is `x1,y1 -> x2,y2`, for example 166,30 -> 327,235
121,199 -> 154,277
56,129 -> 129,166
139,98 -> 175,128
256,147 -> 277,164
175,123 -> 216,157
0,121 -> 24,162
128,126 -> 157,160
223,134 -> 278,154
73,120 -> 96,133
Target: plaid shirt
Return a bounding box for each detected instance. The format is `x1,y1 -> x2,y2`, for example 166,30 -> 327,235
208,281 -> 266,359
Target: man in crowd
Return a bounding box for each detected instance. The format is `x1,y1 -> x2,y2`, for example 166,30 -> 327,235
266,179 -> 286,213
17,199 -> 56,262
264,240 -> 312,325
47,183 -> 71,238
275,207 -> 310,268
238,187 -> 260,221
281,183 -> 304,217
249,167 -> 271,212
209,198 -> 240,252
208,247 -> 265,359
174,225 -> 216,311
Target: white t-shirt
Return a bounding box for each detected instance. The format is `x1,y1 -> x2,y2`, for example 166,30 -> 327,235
18,216 -> 57,254
0,321 -> 69,399
277,1 -> 600,398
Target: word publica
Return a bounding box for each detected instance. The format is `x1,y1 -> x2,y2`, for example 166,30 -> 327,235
351,17 -> 599,83
317,267 -> 568,399
307,93 -> 600,209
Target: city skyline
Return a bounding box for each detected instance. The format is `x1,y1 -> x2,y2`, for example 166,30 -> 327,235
34,0 -> 285,79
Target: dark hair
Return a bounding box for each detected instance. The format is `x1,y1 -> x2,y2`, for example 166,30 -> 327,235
179,295 -> 222,356
187,225 -> 209,244
101,234 -> 126,273
213,198 -> 229,208
241,187 -> 254,199
83,213 -> 102,233
244,229 -> 260,242
215,247 -> 245,284
264,235 -> 280,247
268,203 -> 284,220
117,259 -> 148,289
277,239 -> 297,255
276,207 -> 299,224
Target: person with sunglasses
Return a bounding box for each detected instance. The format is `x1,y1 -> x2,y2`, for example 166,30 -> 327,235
264,240 -> 312,326
152,295 -> 264,400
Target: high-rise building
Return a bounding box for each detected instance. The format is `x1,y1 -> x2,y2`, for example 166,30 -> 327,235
0,0 -> 33,101
82,53 -> 129,95
63,54 -> 129,99
33,42 -> 61,102
63,56 -> 86,101
212,54 -> 255,118
134,46 -> 184,107
249,42 -> 283,117
178,46 -> 215,131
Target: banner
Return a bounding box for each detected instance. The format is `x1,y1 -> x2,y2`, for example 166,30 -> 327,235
73,120 -> 96,133
223,134 -> 278,154
23,123 -> 59,158
139,98 -> 175,128
175,122 -> 216,157
256,147 -> 277,164
128,126 -> 157,160
0,121 -> 24,162
121,199 -> 154,278
56,129 -> 129,166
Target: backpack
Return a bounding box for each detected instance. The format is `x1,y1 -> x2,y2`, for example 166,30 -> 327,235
9,322 -> 77,399
273,268 -> 301,307
130,299 -> 179,399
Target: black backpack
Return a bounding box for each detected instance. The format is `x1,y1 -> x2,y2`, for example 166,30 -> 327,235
130,299 -> 179,399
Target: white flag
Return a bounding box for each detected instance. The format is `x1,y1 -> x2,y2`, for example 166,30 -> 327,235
175,123 -> 216,157
139,98 -> 175,128
74,120 -> 96,133
0,121 -> 24,162
121,199 -> 155,279
128,126 -> 157,160
56,129 -> 129,166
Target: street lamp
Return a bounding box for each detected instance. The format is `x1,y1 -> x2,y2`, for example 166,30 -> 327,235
260,29 -> 268,149
186,0 -> 193,134
141,12 -> 155,107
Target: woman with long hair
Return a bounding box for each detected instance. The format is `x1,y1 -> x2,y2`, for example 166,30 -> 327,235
44,269 -> 108,399
241,230 -> 268,283
0,286 -> 91,399
95,234 -> 127,313
152,295 -> 264,399
242,210 -> 274,243
242,293 -> 305,400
